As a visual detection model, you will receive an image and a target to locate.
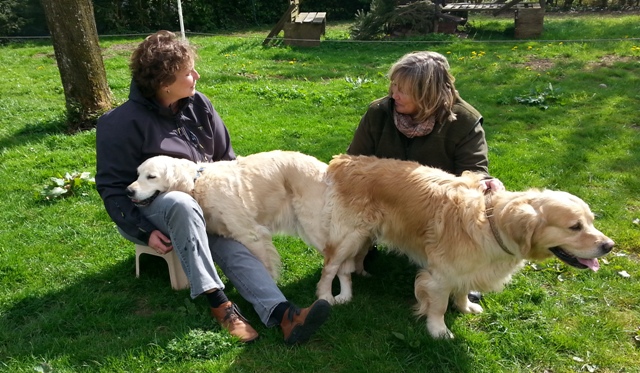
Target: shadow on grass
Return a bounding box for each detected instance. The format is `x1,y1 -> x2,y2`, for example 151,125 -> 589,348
1,249 -> 479,372
0,119 -> 67,152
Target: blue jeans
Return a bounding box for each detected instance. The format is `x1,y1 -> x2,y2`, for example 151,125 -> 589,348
119,191 -> 287,327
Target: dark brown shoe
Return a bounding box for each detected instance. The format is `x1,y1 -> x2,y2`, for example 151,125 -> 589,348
210,301 -> 259,343
280,299 -> 331,345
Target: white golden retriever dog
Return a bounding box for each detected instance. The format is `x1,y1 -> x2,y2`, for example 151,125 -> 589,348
321,154 -> 614,339
127,150 -> 363,304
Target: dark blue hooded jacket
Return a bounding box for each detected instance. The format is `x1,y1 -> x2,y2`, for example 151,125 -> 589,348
96,82 -> 235,244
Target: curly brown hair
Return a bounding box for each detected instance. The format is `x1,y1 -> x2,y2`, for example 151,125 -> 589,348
129,30 -> 196,98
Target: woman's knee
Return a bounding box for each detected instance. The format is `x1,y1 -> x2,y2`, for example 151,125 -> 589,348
158,191 -> 203,218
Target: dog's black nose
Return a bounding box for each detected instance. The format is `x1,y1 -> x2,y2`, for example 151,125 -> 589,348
600,239 -> 615,254
126,188 -> 134,198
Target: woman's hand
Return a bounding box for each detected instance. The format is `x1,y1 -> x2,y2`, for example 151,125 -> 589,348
480,178 -> 505,192
149,230 -> 173,254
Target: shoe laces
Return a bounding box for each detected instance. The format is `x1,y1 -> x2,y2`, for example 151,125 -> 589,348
224,303 -> 249,324
285,305 -> 301,323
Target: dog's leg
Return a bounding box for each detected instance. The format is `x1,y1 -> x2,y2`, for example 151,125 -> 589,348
453,291 -> 483,314
230,226 -> 282,280
414,269 -> 454,339
316,256 -> 339,305
316,235 -> 364,305
334,259 -> 354,304
353,239 -> 372,277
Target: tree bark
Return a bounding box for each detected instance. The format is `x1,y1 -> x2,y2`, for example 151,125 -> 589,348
41,0 -> 113,132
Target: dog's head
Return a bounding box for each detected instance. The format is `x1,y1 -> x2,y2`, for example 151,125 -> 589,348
500,190 -> 614,271
126,156 -> 199,207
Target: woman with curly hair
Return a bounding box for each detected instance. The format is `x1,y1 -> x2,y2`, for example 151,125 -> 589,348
96,31 -> 330,344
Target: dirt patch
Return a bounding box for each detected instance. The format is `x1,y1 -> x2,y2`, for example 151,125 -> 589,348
586,54 -> 635,69
517,57 -> 555,71
134,297 -> 154,317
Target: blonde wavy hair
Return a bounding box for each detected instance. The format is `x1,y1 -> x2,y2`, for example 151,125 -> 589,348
388,51 -> 460,123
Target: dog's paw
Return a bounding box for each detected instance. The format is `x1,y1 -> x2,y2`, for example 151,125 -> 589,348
467,302 -> 483,314
428,324 -> 454,340
356,270 -> 371,277
334,293 -> 352,304
457,301 -> 484,314
317,294 -> 337,305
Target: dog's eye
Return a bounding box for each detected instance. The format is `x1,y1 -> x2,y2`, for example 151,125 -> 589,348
569,222 -> 582,231
147,175 -> 156,180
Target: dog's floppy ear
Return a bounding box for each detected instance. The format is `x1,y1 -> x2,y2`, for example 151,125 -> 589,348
499,197 -> 541,255
164,158 -> 197,193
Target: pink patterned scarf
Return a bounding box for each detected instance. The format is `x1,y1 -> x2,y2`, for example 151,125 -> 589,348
393,110 -> 436,138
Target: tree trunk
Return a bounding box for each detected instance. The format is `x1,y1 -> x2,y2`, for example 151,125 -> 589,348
41,0 -> 113,132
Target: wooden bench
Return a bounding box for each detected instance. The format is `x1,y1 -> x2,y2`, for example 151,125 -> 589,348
263,0 -> 326,47
284,11 -> 327,47
440,0 -> 544,39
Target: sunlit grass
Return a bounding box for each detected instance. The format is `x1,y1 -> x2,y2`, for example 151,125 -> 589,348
0,13 -> 639,373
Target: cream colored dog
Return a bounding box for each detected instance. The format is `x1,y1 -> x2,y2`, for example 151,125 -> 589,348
128,150 -> 371,304
321,154 -> 614,339
126,150 -> 334,282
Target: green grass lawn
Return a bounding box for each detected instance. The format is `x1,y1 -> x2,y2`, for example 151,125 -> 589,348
0,13 -> 639,373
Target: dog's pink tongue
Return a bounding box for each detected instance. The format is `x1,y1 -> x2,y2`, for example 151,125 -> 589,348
578,258 -> 600,272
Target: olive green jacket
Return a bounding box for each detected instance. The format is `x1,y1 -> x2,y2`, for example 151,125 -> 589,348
347,96 -> 489,176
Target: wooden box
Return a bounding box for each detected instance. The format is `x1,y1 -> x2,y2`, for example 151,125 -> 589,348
515,8 -> 544,39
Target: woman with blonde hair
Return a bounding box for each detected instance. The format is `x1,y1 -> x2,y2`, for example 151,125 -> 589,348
347,51 -> 504,302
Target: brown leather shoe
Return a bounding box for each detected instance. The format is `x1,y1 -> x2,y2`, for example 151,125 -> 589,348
280,299 -> 331,345
210,301 -> 259,343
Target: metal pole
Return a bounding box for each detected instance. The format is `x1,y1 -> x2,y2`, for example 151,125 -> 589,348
177,0 -> 185,40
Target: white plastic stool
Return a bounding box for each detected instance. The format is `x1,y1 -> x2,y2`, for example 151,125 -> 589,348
135,244 -> 190,290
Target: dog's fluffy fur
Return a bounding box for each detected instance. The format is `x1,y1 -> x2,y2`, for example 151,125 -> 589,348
321,154 -> 614,339
127,150 -> 332,281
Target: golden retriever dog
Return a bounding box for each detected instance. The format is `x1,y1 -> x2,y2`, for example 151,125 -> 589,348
126,150 -> 333,282
321,154 -> 614,339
